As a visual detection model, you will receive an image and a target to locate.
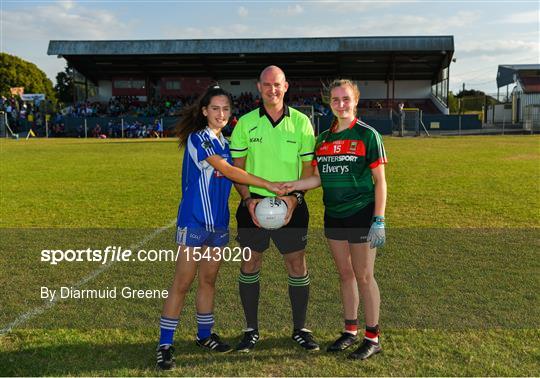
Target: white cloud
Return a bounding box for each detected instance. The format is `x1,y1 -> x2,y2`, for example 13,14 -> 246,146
258,10 -> 479,38
2,2 -> 132,80
270,4 -> 304,17
458,38 -> 539,55
286,4 -> 304,16
2,0 -> 535,94
3,2 -> 131,42
238,6 -> 249,18
450,42 -> 538,93
59,0 -> 75,11
312,1 -> 394,14
164,24 -> 252,39
500,10 -> 540,24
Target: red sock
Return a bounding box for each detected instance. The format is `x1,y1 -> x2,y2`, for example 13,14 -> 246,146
365,324 -> 380,343
345,319 -> 358,334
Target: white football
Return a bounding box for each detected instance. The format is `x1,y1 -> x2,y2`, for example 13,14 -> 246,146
255,197 -> 288,230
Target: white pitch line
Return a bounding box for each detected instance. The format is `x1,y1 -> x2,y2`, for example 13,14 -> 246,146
0,220 -> 177,336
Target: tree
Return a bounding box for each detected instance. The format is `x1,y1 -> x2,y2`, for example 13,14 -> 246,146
455,89 -> 485,98
55,65 -> 74,104
0,53 -> 56,103
454,88 -> 498,113
448,91 -> 459,114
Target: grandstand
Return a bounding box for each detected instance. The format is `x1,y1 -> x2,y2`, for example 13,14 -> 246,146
43,36 -> 456,135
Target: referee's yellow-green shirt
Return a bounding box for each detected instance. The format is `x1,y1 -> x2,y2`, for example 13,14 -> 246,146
230,105 -> 315,197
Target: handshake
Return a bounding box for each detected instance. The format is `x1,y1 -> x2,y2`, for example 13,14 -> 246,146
248,180 -> 303,228
264,181 -> 298,197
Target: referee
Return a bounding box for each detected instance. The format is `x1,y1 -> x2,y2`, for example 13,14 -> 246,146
230,65 -> 319,352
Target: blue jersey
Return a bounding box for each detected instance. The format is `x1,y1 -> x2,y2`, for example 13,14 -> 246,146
177,128 -> 233,231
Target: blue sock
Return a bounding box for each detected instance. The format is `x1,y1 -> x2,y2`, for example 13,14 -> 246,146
196,312 -> 214,340
159,316 -> 179,347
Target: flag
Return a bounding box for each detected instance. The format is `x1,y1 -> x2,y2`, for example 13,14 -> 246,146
10,87 -> 24,96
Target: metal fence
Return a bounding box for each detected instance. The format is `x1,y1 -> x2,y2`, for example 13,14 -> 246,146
3,116 -> 179,138
4,111 -> 537,139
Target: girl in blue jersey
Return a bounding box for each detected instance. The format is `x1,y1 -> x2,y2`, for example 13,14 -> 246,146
156,86 -> 283,370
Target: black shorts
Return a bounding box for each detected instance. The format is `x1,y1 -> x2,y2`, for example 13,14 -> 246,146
324,202 -> 375,243
236,193 -> 309,254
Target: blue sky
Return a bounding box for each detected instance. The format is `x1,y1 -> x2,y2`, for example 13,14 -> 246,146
1,0 -> 538,94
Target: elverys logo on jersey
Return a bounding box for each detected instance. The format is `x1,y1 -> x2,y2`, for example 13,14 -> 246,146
316,139 -> 366,174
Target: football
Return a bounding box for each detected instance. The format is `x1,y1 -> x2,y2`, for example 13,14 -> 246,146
255,197 -> 288,230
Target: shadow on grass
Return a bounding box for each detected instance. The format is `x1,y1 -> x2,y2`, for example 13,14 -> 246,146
0,335 -> 326,376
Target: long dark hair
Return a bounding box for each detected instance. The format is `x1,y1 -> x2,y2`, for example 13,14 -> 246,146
175,85 -> 233,148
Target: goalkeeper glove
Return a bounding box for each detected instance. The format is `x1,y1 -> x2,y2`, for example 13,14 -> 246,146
367,216 -> 385,249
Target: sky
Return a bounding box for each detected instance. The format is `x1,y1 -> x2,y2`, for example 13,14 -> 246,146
1,0 -> 538,95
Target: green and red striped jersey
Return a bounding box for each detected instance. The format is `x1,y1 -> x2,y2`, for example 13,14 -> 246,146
314,118 -> 387,217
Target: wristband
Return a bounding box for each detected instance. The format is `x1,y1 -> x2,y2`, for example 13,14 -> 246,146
372,216 -> 385,223
290,191 -> 304,206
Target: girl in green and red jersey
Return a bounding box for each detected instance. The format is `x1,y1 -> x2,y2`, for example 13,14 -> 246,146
284,79 -> 387,360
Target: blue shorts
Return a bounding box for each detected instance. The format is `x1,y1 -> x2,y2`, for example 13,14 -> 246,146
176,226 -> 229,247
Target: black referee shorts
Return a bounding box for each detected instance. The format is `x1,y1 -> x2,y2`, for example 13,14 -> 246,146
235,193 -> 309,254
324,202 -> 375,244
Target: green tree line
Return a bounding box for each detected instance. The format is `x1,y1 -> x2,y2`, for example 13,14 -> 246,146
0,53 -> 56,104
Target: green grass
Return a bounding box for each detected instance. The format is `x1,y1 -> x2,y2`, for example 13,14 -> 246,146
0,136 -> 539,376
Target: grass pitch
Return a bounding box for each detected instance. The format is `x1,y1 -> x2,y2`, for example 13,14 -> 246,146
0,136 -> 539,376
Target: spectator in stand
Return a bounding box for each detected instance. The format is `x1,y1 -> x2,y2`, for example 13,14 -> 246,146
107,121 -> 114,137
93,123 -> 102,138
230,115 -> 238,129
155,119 -> 163,138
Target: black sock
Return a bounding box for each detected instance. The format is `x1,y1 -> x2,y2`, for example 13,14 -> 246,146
288,273 -> 310,330
239,270 -> 260,330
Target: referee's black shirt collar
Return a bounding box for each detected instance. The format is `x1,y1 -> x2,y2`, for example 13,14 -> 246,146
259,104 -> 290,127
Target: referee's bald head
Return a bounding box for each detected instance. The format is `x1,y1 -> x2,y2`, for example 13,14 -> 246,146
259,65 -> 286,83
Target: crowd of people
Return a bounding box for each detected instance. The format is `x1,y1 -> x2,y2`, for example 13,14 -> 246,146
63,95 -> 199,118
3,90 -> 418,139
0,96 -> 52,134
63,93 -> 329,119
84,120 -> 164,139
2,91 -> 332,138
